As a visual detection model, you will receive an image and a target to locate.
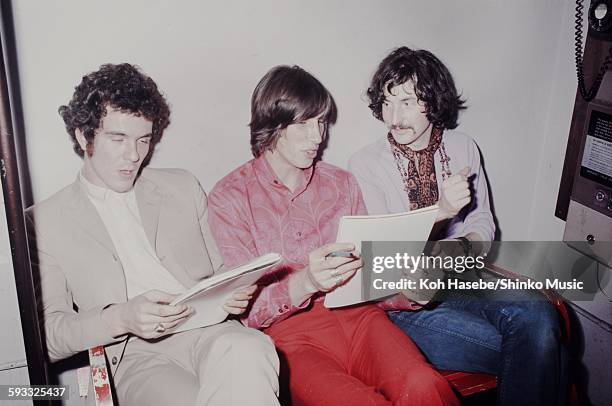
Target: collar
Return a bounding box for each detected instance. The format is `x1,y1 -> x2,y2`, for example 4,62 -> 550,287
79,171 -> 133,202
253,155 -> 315,197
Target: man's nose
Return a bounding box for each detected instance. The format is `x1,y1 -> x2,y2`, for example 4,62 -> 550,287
390,105 -> 401,127
308,122 -> 323,144
124,142 -> 140,162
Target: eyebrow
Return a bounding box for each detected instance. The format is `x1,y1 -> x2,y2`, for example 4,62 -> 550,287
383,95 -> 416,102
104,131 -> 153,138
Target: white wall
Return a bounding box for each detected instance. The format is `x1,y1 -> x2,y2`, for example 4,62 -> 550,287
12,0 -> 578,241
527,1 -> 583,240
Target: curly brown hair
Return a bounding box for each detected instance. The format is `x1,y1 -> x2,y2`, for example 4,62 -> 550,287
59,63 -> 170,157
367,47 -> 465,129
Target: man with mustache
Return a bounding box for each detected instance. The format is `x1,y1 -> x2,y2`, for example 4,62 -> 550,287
349,47 -> 566,405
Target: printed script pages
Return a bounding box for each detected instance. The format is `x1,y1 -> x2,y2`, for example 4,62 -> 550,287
170,253 -> 282,332
324,206 -> 438,308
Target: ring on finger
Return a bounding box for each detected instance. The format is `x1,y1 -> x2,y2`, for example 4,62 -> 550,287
154,323 -> 166,333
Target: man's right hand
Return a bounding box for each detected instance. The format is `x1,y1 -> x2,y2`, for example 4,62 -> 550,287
288,242 -> 363,306
303,242 -> 362,293
437,166 -> 471,221
102,290 -> 194,340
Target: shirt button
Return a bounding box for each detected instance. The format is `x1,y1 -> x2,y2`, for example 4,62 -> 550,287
296,232 -> 302,238
283,305 -> 289,310
111,356 -> 118,365
278,308 -> 284,313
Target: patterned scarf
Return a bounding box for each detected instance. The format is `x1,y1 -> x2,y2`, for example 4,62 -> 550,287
388,127 -> 445,210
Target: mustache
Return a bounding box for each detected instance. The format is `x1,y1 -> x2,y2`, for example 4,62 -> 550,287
390,124 -> 411,130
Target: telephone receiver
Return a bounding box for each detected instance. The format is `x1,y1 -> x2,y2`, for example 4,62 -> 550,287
575,0 -> 612,101
588,0 -> 612,41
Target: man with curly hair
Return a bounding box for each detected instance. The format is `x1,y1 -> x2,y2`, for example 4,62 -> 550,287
349,47 -> 566,405
26,63 -> 280,406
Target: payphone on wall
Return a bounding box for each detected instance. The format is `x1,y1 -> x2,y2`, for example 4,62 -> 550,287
560,6 -> 612,404
563,77 -> 612,266
563,0 -> 612,267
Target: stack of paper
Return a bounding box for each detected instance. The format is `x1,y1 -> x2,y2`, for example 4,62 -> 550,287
324,206 -> 438,308
169,253 -> 282,332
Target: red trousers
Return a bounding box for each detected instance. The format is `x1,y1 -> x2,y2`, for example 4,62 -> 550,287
265,301 -> 458,406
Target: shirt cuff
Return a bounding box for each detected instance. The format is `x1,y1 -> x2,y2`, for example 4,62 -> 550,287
377,294 -> 424,311
244,274 -> 313,329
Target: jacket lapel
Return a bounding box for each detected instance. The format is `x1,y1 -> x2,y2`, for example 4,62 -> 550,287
133,173 -> 195,287
66,181 -> 117,255
134,174 -> 162,250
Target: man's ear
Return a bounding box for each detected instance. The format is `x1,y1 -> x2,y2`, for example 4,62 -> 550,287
74,128 -> 93,157
75,129 -> 89,154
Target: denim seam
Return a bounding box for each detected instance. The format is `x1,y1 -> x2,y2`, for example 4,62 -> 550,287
394,315 -> 500,352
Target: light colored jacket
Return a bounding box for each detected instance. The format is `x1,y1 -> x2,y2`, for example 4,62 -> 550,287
26,168 -> 223,375
348,130 -> 495,241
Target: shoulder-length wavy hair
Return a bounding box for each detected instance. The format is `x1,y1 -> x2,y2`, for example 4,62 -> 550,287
367,47 -> 465,129
249,65 -> 337,157
59,63 -> 170,157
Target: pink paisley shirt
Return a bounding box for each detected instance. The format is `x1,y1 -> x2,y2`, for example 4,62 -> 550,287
208,156 -> 420,329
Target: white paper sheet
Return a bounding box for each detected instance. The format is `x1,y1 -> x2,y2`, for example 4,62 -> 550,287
324,206 -> 438,308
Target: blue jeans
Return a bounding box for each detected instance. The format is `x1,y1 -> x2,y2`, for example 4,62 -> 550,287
388,287 -> 567,406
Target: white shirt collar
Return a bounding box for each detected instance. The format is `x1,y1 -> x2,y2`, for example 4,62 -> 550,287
79,171 -> 133,202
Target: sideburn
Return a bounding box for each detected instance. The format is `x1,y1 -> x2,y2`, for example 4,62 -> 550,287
86,142 -> 94,157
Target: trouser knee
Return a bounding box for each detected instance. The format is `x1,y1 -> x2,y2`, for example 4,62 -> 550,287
511,301 -> 562,347
232,330 -> 277,360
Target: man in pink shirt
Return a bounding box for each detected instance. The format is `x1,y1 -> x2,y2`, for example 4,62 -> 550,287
208,65 -> 458,406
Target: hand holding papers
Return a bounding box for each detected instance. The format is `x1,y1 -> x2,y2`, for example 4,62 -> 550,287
324,206 -> 439,308
169,253 -> 281,333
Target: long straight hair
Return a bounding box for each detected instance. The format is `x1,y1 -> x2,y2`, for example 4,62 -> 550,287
249,65 -> 337,157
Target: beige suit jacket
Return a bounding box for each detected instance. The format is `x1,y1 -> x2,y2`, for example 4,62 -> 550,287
26,168 -> 223,375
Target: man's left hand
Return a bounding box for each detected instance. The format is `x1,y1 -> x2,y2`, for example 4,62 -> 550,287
223,284 -> 257,315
